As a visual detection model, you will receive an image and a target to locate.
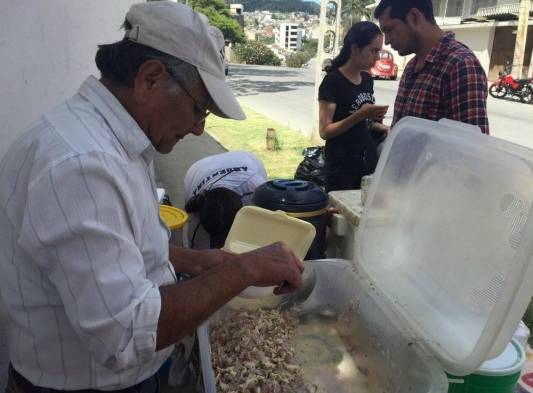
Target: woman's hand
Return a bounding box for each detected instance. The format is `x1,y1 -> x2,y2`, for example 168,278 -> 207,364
360,103 -> 389,121
372,122 -> 390,134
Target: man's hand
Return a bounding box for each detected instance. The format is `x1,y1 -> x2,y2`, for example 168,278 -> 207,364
235,242 -> 304,295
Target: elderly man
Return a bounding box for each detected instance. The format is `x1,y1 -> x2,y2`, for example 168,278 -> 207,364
374,0 -> 489,134
0,2 -> 303,393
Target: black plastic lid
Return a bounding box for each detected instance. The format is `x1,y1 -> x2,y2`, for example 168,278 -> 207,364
252,179 -> 328,213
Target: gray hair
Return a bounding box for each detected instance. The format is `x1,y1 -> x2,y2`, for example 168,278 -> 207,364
160,56 -> 201,96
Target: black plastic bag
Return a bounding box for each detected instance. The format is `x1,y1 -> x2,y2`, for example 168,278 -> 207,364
294,146 -> 326,188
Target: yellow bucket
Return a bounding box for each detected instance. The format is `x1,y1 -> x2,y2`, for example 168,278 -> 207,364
159,205 -> 188,230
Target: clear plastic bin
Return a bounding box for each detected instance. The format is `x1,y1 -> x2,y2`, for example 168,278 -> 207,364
199,260 -> 448,393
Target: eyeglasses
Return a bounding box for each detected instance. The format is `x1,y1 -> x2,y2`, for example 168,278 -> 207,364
166,69 -> 210,122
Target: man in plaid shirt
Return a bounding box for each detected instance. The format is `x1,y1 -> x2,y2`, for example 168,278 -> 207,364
375,0 -> 489,135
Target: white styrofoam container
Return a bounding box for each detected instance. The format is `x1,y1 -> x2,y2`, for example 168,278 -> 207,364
223,206 -> 316,298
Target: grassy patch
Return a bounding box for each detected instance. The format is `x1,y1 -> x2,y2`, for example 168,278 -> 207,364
205,106 -> 322,179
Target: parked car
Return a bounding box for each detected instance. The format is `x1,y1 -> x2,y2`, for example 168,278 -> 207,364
370,49 -> 398,80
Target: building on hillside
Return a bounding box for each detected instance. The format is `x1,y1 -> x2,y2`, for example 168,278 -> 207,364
275,23 -> 302,51
230,4 -> 244,28
245,28 -> 257,41
366,0 -> 533,80
263,25 -> 275,37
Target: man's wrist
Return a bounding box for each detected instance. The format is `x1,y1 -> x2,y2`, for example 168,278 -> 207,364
230,254 -> 256,288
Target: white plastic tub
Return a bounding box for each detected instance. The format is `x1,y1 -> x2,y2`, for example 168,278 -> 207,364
199,259 -> 449,393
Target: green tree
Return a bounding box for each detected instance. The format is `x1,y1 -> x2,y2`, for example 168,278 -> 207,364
341,0 -> 373,33
233,41 -> 281,66
189,0 -> 245,43
286,52 -> 312,68
257,34 -> 275,45
285,38 -> 317,68
301,38 -> 318,55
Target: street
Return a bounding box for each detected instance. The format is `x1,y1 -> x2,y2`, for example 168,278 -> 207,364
227,61 -> 533,148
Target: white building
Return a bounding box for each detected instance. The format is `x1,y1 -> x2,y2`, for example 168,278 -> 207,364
275,23 -> 303,51
230,4 -> 245,28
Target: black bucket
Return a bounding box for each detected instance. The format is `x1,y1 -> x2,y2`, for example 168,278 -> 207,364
253,179 -> 328,260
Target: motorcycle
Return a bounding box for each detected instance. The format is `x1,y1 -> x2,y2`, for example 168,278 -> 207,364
489,64 -> 533,104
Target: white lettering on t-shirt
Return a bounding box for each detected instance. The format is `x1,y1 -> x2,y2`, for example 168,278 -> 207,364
349,92 -> 375,113
193,166 -> 249,196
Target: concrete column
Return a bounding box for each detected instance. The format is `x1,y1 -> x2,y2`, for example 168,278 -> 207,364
313,0 -> 328,139
334,0 -> 343,54
512,0 -> 531,78
529,47 -> 533,77
312,0 -> 342,139
462,0 -> 473,18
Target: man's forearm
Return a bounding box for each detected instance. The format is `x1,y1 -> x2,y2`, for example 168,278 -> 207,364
168,244 -> 198,273
156,256 -> 251,350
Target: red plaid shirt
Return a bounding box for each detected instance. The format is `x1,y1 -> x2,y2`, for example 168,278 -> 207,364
393,32 -> 489,134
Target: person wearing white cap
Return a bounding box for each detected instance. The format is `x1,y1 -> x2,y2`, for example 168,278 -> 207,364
0,2 -> 304,393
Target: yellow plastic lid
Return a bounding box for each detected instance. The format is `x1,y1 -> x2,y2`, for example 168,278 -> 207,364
159,205 -> 188,230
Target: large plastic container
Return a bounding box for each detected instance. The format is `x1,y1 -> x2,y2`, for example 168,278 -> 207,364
200,117 -> 533,393
359,117 -> 533,378
199,260 -> 449,393
253,179 -> 328,260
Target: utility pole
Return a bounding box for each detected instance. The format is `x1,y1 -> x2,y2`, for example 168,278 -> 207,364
313,0 -> 342,140
512,0 -> 531,78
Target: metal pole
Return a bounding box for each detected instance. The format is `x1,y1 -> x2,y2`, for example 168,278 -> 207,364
512,0 -> 531,78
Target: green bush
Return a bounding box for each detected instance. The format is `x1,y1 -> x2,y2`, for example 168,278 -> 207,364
285,51 -> 313,68
234,41 -> 281,66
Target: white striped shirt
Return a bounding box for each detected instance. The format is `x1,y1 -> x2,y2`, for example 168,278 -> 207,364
0,76 -> 176,390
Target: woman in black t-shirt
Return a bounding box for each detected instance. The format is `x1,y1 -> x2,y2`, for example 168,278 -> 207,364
319,21 -> 389,192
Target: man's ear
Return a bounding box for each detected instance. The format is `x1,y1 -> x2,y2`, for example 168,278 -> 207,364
133,59 -> 167,103
406,8 -> 424,29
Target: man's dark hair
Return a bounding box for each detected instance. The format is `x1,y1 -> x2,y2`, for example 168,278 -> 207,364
95,40 -> 178,87
374,0 -> 437,25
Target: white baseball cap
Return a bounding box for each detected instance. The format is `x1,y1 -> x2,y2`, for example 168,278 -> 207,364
124,1 -> 245,120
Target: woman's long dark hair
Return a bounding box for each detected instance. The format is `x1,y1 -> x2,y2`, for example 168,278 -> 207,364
185,188 -> 243,249
325,21 -> 382,73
